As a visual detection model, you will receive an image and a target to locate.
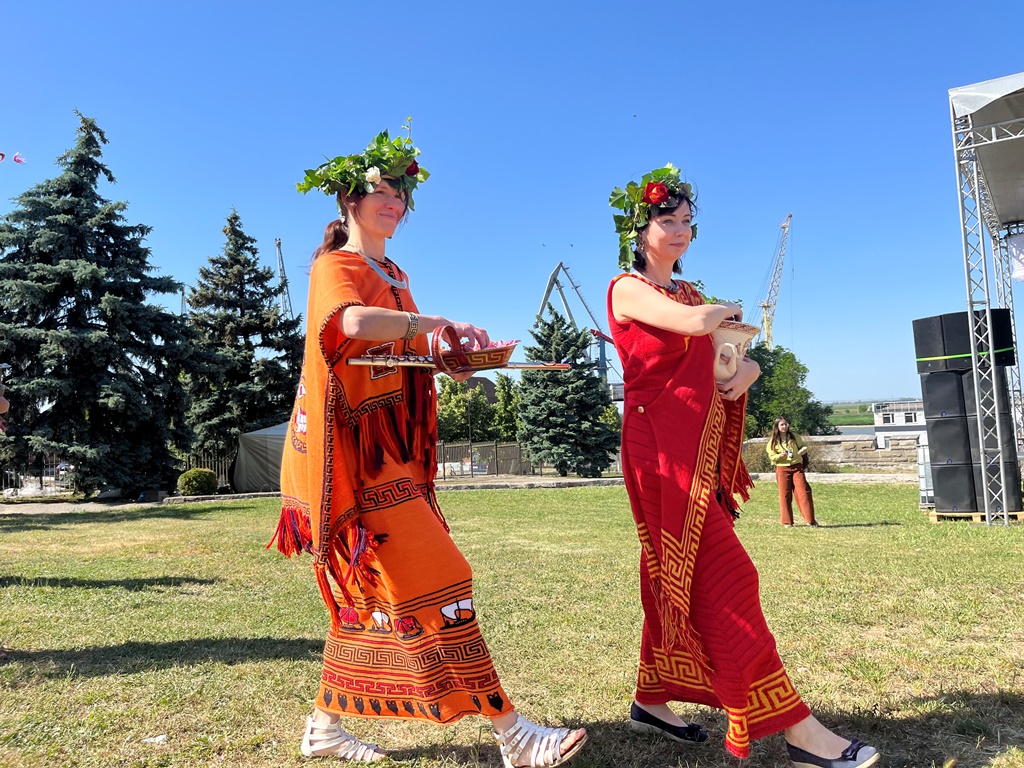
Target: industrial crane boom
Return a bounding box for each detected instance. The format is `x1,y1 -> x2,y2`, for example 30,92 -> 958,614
756,213 -> 792,351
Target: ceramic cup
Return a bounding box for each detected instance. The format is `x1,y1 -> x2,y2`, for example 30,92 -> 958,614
712,320 -> 760,382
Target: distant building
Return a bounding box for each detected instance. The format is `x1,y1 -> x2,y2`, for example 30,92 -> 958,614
872,400 -> 926,448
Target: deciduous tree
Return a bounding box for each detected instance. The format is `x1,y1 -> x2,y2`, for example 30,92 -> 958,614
745,344 -> 837,438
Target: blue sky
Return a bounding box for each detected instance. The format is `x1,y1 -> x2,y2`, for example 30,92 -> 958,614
3,0 -> 1023,402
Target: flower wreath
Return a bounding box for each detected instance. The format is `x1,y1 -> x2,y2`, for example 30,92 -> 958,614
297,119 -> 430,210
609,163 -> 697,270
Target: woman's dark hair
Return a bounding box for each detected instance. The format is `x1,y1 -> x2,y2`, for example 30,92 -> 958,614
768,416 -> 799,451
632,194 -> 697,274
312,180 -> 410,260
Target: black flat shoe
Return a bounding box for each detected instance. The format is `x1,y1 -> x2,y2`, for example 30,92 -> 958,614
786,739 -> 879,768
629,702 -> 708,744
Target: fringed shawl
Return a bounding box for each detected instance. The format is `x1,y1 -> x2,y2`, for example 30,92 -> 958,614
608,274 -> 754,674
270,250 -> 441,631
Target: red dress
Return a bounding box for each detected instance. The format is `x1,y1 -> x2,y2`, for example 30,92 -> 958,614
607,274 -> 810,758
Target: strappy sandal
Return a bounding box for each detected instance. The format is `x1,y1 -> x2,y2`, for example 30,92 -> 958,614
300,716 -> 384,762
492,713 -> 587,768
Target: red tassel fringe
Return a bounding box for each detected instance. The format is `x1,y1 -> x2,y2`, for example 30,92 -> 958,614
267,505 -> 313,557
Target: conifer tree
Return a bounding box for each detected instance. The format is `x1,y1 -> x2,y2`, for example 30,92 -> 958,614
518,308 -> 618,476
185,210 -> 303,454
0,113 -> 193,494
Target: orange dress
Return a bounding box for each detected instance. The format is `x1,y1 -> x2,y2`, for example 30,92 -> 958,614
272,250 -> 510,724
607,274 -> 810,758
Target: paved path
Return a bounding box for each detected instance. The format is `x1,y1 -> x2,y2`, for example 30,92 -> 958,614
1,471 -> 917,514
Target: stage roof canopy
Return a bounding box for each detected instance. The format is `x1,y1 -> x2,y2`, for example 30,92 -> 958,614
950,72 -> 1024,228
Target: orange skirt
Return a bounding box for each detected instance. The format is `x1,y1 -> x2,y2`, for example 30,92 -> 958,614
315,480 -> 511,724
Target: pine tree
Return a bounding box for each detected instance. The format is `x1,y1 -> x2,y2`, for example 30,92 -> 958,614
518,308 -> 618,476
494,372 -> 521,442
185,210 -> 303,454
0,113 -> 193,494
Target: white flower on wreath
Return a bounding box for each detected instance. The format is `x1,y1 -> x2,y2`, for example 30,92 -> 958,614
365,166 -> 382,184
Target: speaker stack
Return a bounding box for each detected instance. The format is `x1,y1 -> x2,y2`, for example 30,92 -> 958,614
913,310 -> 1021,513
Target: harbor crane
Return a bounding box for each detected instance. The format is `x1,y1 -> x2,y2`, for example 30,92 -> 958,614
275,238 -> 295,321
536,261 -> 614,383
751,213 -> 793,350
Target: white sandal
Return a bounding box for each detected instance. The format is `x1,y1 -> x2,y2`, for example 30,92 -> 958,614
492,713 -> 587,768
300,716 -> 384,762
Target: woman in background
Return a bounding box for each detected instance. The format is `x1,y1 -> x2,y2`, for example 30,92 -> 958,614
767,416 -> 818,527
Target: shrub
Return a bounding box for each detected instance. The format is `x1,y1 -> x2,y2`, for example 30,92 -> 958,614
177,468 -> 218,496
742,441 -> 773,473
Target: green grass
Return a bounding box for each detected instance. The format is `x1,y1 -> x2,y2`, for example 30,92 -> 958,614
2,486 -> 1024,767
829,413 -> 875,426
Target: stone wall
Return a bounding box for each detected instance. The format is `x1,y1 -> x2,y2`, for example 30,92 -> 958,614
745,435 -> 919,471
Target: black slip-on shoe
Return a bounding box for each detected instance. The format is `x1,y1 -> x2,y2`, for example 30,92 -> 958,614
629,702 -> 708,744
786,738 -> 879,768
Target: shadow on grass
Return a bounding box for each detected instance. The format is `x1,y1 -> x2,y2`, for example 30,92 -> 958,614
385,692 -> 1024,768
4,636 -> 325,678
0,575 -> 221,591
0,503 -> 244,533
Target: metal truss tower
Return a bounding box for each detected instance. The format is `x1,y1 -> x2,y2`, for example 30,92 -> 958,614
949,73 -> 1024,525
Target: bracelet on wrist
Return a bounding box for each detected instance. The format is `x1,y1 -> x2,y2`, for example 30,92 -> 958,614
403,312 -> 420,340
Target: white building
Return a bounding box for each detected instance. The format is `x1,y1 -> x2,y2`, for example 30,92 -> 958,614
872,401 -> 927,449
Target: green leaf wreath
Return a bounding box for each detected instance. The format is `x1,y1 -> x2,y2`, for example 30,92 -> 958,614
609,163 -> 698,270
297,118 -> 430,210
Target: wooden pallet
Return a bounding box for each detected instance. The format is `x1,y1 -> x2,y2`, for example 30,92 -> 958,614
929,510 -> 1023,523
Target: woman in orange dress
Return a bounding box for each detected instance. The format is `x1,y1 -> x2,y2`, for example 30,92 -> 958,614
607,166 -> 878,768
270,127 -> 586,767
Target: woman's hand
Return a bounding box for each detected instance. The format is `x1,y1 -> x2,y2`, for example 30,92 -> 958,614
718,302 -> 743,322
446,320 -> 490,351
717,357 -> 760,401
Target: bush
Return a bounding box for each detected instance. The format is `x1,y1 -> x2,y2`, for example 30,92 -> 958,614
177,468 -> 218,496
742,441 -> 773,473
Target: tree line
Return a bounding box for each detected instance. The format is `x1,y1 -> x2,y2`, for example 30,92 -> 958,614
0,115 -> 625,495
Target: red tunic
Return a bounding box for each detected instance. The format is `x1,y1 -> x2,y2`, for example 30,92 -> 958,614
607,273 -> 809,757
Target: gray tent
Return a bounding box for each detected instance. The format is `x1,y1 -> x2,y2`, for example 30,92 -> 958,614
230,422 -> 287,493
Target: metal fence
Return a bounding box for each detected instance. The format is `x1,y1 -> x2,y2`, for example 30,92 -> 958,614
182,452 -> 234,489
1,454 -> 74,498
435,441 -> 621,480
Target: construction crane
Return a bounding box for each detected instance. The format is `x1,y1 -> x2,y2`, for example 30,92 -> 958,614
751,213 -> 793,350
536,261 -> 614,382
275,238 -> 295,321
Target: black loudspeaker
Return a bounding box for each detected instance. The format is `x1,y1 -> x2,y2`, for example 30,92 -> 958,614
921,372 -> 968,418
932,464 -> 976,511
932,462 -> 1022,513
913,315 -> 948,373
961,367 -> 1011,416
913,310 -> 1016,373
926,416 -> 971,465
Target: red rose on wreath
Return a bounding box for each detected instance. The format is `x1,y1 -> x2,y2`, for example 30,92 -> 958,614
405,160 -> 419,176
642,182 -> 669,205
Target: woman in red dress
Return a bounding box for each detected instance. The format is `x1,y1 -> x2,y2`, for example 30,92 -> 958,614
607,166 -> 878,768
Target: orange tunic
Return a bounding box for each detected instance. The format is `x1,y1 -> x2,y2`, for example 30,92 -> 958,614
273,250 -> 510,724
